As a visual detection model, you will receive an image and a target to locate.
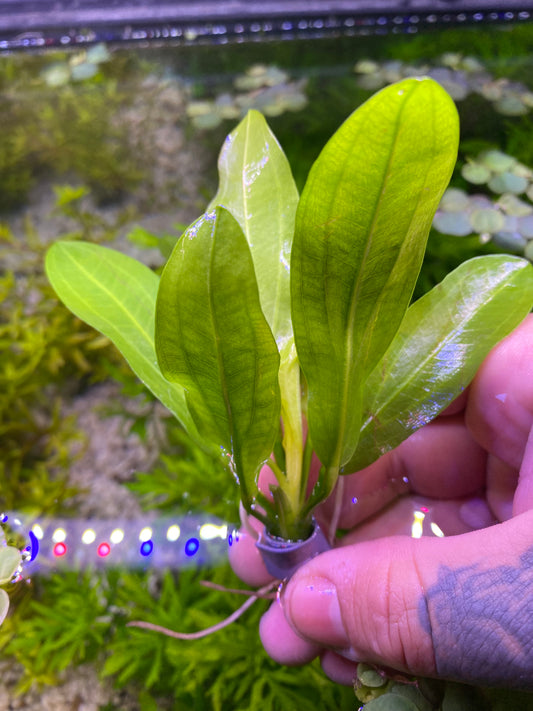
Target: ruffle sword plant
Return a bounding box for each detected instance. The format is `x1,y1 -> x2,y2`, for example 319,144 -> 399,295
46,78 -> 533,569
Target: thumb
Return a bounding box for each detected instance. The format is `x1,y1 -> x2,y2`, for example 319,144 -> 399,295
280,511 -> 533,689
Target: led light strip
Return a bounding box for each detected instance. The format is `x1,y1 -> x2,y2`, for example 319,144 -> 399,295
1,6 -> 531,51
0,512 -> 239,581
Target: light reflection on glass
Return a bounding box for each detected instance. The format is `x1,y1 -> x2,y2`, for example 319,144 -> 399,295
411,510 -> 425,538
430,522 -> 445,537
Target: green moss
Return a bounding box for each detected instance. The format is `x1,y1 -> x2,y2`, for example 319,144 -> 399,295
0,220 -> 130,512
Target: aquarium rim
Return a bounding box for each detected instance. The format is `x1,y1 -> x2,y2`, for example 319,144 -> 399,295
2,0 -> 533,51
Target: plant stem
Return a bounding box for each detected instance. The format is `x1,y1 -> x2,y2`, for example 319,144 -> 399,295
266,457 -> 284,483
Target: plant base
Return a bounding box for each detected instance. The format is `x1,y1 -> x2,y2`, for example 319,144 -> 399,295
256,519 -> 330,579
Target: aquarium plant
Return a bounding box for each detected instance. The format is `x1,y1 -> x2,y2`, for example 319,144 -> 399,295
0,539 -> 21,627
46,78 -> 533,561
433,148 -> 533,261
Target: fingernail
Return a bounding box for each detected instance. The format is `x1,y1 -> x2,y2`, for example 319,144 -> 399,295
282,576 -> 349,649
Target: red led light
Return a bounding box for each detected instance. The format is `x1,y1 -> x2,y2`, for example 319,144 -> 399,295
53,542 -> 67,557
97,542 -> 111,558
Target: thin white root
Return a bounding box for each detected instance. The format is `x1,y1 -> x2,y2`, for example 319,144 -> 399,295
127,581 -> 277,640
200,580 -> 277,599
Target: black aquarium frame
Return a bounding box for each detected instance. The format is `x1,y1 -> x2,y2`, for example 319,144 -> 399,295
1,0 -> 533,50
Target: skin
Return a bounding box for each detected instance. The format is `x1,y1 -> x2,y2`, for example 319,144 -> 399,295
228,314 -> 533,689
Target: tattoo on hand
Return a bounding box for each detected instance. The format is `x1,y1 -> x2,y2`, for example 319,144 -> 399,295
418,546 -> 533,689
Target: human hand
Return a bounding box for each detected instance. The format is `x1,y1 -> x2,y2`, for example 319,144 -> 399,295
229,314 -> 533,690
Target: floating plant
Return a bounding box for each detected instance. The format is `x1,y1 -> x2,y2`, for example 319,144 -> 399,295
0,528 -> 21,626
433,149 -> 533,258
186,64 -> 308,129
40,43 -> 112,87
354,52 -> 533,117
0,511 -> 229,579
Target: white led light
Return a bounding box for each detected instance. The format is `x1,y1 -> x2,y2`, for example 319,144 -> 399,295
199,523 -> 228,540
166,524 -> 180,542
31,523 -> 44,540
52,527 -> 67,543
110,528 -> 124,544
81,528 -> 96,544
139,527 -> 153,542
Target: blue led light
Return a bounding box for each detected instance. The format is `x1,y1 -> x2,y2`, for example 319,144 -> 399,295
28,530 -> 39,562
185,537 -> 200,556
140,540 -> 154,557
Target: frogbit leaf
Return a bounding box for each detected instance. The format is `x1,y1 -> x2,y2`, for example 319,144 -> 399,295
0,545 -> 20,625
0,546 -> 21,585
0,590 -> 10,626
155,206 -> 281,507
208,109 -> 298,353
45,242 -> 200,441
291,78 -> 459,470
346,255 -> 533,472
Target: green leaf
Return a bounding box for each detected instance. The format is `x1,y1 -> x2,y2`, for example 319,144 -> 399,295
347,255 -> 533,472
0,546 -> 20,585
208,109 -> 299,351
363,694 -> 420,711
0,589 -> 10,626
208,112 -> 306,525
291,78 -> 459,469
155,206 -> 281,506
45,241 -> 199,439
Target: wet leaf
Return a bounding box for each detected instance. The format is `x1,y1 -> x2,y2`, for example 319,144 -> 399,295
291,78 -> 459,469
479,149 -> 516,173
363,693 -> 420,711
0,589 -> 9,626
346,255 -> 533,471
433,211 -> 473,237
439,188 -> 470,212
208,109 -> 298,353
45,242 -> 199,439
488,172 -> 528,195
155,207 -> 281,506
469,208 -> 505,234
492,231 -> 527,252
0,546 -> 20,585
498,193 -> 533,217
461,162 -> 491,185
208,110 -> 302,505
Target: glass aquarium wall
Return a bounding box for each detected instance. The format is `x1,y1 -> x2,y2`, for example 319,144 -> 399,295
2,12 -> 533,710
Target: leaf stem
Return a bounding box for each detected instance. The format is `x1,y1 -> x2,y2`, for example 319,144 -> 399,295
266,457 -> 285,485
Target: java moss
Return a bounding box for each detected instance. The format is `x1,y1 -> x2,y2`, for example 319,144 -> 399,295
0,215 -> 132,513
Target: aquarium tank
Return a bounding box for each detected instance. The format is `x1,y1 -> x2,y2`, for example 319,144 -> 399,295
2,1 -> 533,709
